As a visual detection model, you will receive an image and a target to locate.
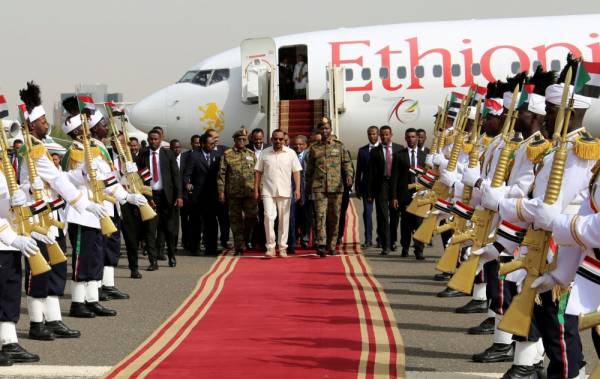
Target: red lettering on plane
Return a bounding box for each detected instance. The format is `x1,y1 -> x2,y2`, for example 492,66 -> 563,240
330,40 -> 372,91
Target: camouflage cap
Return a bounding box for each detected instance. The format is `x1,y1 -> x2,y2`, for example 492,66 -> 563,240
232,128 -> 248,139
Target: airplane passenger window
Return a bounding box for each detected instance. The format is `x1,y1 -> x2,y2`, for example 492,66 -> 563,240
451,64 -> 461,77
471,63 -> 481,76
511,62 -> 520,74
379,67 -> 389,79
210,69 -> 230,85
361,68 -> 371,80
345,68 -> 354,81
397,67 -> 407,79
550,60 -> 561,72
433,65 -> 442,78
415,65 -> 424,78
532,61 -> 542,71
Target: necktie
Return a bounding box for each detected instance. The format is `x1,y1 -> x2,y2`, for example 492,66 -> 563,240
12,155 -> 17,175
152,152 -> 159,182
385,145 -> 392,177
411,149 -> 415,168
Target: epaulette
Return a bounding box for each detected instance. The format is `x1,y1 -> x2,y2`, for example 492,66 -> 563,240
28,142 -> 47,160
68,144 -> 85,163
462,142 -> 473,154
444,133 -> 455,147
481,134 -> 493,147
574,134 -> 600,160
526,136 -> 552,164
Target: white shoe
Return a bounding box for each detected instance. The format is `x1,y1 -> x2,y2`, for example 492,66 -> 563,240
265,249 -> 275,258
279,249 -> 288,258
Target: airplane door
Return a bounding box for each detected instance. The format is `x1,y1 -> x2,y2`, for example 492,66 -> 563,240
241,38 -> 277,103
327,64 -> 346,137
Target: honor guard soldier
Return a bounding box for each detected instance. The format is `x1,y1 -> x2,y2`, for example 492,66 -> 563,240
217,129 -> 258,255
305,121 -> 354,257
18,82 -> 82,340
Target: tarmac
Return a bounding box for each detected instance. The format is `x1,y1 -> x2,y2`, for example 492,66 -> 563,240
3,198 -> 596,378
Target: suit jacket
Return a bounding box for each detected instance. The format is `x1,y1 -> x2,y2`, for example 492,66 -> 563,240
183,149 -> 221,203
214,145 -> 228,158
420,146 -> 431,156
179,150 -> 193,202
391,146 -> 426,205
136,148 -> 182,204
366,142 -> 403,199
355,144 -> 372,196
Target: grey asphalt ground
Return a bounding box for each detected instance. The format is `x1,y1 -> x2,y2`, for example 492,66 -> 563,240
5,198 -> 596,378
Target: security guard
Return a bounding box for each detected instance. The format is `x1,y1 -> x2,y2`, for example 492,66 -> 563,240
305,122 -> 354,257
217,129 -> 258,255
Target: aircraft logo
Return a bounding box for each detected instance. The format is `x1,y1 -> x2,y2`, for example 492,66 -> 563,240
199,102 -> 225,132
388,97 -> 419,125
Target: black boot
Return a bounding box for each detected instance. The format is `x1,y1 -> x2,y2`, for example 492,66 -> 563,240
69,302 -> 96,318
316,246 -> 327,258
102,286 -> 130,300
472,342 -> 514,363
437,287 -> 467,298
45,321 -> 81,338
455,299 -> 488,313
433,272 -> 451,281
533,360 -> 546,379
468,317 -> 495,335
0,351 -> 12,366
28,322 -> 54,341
86,302 -> 117,317
2,343 -> 39,363
501,364 -> 537,379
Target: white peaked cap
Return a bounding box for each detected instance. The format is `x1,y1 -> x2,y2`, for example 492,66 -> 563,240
89,110 -> 103,128
503,91 -> 519,109
28,105 -> 45,123
526,93 -> 547,116
62,115 -> 81,135
545,83 -> 592,109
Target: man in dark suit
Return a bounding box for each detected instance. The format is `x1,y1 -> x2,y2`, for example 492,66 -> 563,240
367,125 -> 403,255
136,129 -> 183,270
417,128 -> 430,155
179,135 -> 201,252
392,127 -> 426,260
247,128 -> 270,249
184,133 -> 221,256
355,126 -> 379,248
207,129 -> 230,249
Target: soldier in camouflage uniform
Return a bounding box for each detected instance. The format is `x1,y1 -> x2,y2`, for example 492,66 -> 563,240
217,129 -> 258,255
305,122 -> 354,256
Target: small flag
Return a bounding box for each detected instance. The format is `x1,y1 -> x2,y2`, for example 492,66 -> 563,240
577,256 -> 600,285
452,201 -> 474,220
0,95 -> 8,119
139,168 -> 151,184
29,200 -> 48,215
449,91 -> 466,109
417,174 -> 435,189
484,98 -> 503,117
105,101 -> 125,117
78,95 -> 96,111
18,104 -> 29,123
496,220 -> 527,244
517,84 -> 535,108
574,61 -> 600,98
470,85 -> 487,105
104,176 -> 117,188
409,165 -> 426,176
434,198 -> 453,213
49,197 -> 66,210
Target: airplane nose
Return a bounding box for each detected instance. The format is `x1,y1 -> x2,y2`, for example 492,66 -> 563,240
129,89 -> 167,131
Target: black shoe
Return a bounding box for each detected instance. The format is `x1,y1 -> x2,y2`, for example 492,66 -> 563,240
317,246 -> 327,258
221,241 -> 231,249
300,241 -> 309,249
0,351 -> 12,366
456,299 -> 489,314
233,249 -> 243,256
437,287 -> 467,298
99,288 -> 109,301
157,255 -> 167,261
533,360 -> 546,379
130,270 -> 142,279
287,249 -> 296,255
501,364 -> 537,378
28,322 -> 54,341
379,250 -> 390,256
433,272 -> 451,281
401,249 -> 409,258
468,317 -> 495,335
472,342 -> 514,363
415,251 -> 425,260
147,262 -> 159,271
86,302 -> 117,317
69,302 -> 96,318
328,250 -> 338,256
2,344 -> 39,363
168,257 -> 177,267
45,321 -> 81,338
102,286 -> 130,300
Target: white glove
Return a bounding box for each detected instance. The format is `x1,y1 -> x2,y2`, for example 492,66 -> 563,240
461,166 -> 480,187
86,203 -> 109,219
126,193 -> 148,206
11,236 -> 38,258
125,161 -> 139,174
31,176 -> 44,191
532,201 -> 561,231
473,244 -> 500,274
531,273 -> 557,293
31,231 -> 56,245
10,189 -> 27,207
425,154 -> 433,167
440,169 -> 460,187
432,153 -> 444,166
481,182 -> 508,211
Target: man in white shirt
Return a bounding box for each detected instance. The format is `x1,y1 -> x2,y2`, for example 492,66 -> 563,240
293,54 -> 308,99
255,129 -> 302,258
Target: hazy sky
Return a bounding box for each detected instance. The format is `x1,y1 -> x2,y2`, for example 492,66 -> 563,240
4,0 -> 599,120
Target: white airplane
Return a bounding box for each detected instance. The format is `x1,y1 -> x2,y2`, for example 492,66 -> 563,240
129,14 -> 600,152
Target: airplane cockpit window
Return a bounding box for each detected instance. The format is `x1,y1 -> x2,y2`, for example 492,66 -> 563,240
178,70 -> 212,86
210,69 -> 230,85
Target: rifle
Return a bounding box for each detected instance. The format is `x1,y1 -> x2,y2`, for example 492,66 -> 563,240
105,105 -> 156,221
79,113 -> 118,236
19,111 -> 67,266
435,99 -> 483,273
497,67 -> 574,337
0,111 -> 50,275
446,86 -> 521,294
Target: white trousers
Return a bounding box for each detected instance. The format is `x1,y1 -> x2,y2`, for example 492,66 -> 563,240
263,196 -> 291,250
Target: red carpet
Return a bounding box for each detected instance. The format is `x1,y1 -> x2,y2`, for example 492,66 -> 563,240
105,201 -> 404,378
